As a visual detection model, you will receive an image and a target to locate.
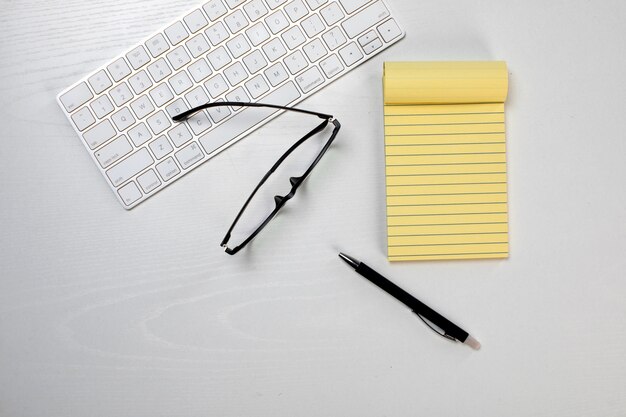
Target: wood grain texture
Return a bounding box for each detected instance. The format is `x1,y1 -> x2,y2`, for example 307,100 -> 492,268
1,1 -> 626,416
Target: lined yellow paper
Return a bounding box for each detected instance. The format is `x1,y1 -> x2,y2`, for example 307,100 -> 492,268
383,62 -> 509,261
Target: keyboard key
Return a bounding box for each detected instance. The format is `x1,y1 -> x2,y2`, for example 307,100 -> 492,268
59,82 -> 93,113
106,148 -> 154,187
265,10 -> 289,34
188,111 -> 213,135
357,30 -> 377,46
245,74 -> 270,99
301,14 -> 325,37
71,107 -> 96,131
206,100 -> 231,123
165,98 -> 190,118
305,0 -> 328,10
186,34 -> 211,58
203,0 -> 228,21
184,86 -> 210,110
320,53 -> 344,78
285,0 -> 309,22
147,58 -> 172,83
156,157 -> 181,182
128,70 -> 153,95
137,169 -> 162,193
362,38 -> 382,54
282,26 -> 306,50
243,50 -> 268,74
118,182 -> 143,206
266,0 -> 288,9
204,74 -> 229,98
168,124 -> 193,147
244,0 -> 268,21
166,46 -> 191,70
109,82 -> 133,107
90,95 -> 114,119
149,136 -> 174,160
295,66 -> 325,93
262,38 -> 287,61
147,110 -> 172,135
338,41 -> 363,66
149,83 -> 174,107
83,120 -> 116,149
226,34 -> 251,59
377,18 -> 402,42
341,1 -> 389,38
184,9 -> 209,33
264,62 -> 289,86
246,22 -> 270,46
128,123 -> 152,146
130,95 -> 155,119
284,50 -> 309,74
224,0 -> 246,8
188,58 -> 213,82
88,70 -> 112,94
164,21 -> 189,45
224,62 -> 248,86
205,22 -> 230,45
207,46 -> 232,71
169,71 -> 193,95
175,142 -> 205,169
145,34 -> 170,58
226,86 -> 250,107
338,0 -> 370,13
320,2 -> 344,26
111,107 -> 136,131
95,135 -> 133,168
107,58 -> 132,82
126,45 -> 151,70
303,39 -> 328,62
322,26 -> 347,50
199,81 -> 300,154
224,10 -> 249,34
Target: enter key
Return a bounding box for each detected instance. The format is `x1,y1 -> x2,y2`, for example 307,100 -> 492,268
341,1 -> 389,38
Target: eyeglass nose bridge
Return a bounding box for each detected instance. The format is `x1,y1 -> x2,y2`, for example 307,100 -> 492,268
273,195 -> 285,206
289,176 -> 303,186
273,174 -> 306,208
274,193 -> 295,208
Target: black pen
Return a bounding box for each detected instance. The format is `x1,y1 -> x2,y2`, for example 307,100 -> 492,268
338,252 -> 481,350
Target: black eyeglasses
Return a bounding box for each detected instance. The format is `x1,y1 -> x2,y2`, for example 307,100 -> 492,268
173,101 -> 341,255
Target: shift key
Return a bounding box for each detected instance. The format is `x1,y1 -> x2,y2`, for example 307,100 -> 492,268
341,1 -> 389,38
106,148 -> 154,187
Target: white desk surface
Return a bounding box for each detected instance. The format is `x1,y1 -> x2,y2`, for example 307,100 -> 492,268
1,1 -> 625,416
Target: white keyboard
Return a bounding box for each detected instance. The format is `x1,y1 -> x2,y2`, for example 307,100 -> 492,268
57,0 -> 404,209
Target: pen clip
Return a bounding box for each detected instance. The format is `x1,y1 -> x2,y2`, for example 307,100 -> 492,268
414,311 -> 458,343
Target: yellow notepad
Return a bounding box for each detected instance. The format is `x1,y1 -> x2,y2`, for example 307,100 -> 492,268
383,61 -> 509,261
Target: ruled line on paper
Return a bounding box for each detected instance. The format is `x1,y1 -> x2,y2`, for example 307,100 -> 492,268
387,171 -> 506,177
386,132 -> 505,137
385,112 -> 505,117
386,122 -> 505,127
389,241 -> 509,248
388,252 -> 509,260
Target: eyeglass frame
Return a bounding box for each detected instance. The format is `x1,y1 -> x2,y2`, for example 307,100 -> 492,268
173,101 -> 341,255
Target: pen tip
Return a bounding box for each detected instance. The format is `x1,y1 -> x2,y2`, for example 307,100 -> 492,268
338,252 -> 359,269
464,335 -> 481,350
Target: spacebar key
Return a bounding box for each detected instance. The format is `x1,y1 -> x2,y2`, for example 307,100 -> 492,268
199,81 -> 301,154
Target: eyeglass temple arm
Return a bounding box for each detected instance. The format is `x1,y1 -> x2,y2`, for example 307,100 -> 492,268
172,101 -> 333,122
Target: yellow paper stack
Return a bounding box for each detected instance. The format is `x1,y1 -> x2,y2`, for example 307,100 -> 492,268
383,61 -> 509,261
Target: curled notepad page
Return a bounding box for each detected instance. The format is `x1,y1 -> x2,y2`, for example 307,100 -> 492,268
383,61 -> 509,261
